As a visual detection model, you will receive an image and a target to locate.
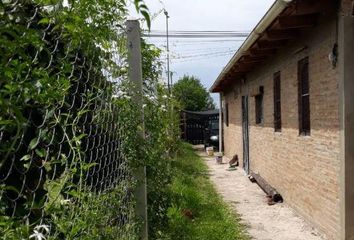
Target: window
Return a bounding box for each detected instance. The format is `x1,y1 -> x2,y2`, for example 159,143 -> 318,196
274,72 -> 281,132
298,57 -> 310,135
225,103 -> 229,127
255,86 -> 264,125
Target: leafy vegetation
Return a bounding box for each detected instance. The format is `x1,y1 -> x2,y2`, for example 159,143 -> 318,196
173,75 -> 216,111
141,42 -> 181,239
0,0 -> 178,239
154,143 -> 249,240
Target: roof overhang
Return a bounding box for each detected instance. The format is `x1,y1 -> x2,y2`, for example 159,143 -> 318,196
210,0 -> 337,93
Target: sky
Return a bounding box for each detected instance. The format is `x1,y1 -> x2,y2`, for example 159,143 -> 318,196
128,0 -> 275,107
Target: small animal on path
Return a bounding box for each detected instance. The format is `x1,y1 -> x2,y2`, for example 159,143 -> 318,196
229,154 -> 239,168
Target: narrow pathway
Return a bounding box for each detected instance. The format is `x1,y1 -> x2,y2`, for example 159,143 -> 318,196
198,150 -> 326,240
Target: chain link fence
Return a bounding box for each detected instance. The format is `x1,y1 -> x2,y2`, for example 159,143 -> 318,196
0,0 -> 141,239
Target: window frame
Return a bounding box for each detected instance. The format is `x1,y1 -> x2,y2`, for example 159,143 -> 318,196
298,57 -> 311,136
273,71 -> 282,132
225,102 -> 229,127
255,86 -> 264,125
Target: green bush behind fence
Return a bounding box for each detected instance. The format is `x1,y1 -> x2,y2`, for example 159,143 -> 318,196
0,0 -> 178,239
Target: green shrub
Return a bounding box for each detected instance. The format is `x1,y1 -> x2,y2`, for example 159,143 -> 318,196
0,0 -> 178,239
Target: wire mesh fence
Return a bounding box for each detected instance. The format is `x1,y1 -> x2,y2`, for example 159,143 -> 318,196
0,0 -> 140,239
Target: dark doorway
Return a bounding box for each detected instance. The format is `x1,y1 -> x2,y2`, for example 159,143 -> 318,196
242,96 -> 250,174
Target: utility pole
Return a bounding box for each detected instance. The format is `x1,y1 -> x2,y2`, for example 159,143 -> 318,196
164,10 -> 170,93
126,20 -> 148,240
170,71 -> 173,93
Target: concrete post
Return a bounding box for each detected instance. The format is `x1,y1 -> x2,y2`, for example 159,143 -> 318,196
126,20 -> 148,240
339,15 -> 354,240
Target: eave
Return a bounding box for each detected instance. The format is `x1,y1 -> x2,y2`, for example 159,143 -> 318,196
210,0 -> 337,93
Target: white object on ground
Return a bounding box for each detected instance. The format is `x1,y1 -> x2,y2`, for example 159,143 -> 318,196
206,146 -> 214,156
215,152 -> 223,164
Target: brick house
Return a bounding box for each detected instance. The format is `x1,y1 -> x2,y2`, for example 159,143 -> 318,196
210,0 -> 354,239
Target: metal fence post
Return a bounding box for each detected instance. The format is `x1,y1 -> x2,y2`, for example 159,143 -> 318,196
126,20 -> 148,240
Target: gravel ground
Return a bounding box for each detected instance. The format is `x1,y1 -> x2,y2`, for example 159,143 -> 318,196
197,149 -> 326,240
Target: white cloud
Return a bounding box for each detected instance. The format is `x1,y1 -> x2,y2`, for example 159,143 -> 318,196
129,0 -> 276,106
129,0 -> 275,30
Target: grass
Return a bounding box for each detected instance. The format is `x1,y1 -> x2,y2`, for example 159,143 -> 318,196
160,143 -> 249,240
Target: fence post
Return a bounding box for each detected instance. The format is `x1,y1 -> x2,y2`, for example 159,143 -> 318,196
126,20 -> 148,239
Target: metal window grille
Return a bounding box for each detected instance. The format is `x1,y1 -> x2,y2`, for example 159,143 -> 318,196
255,89 -> 264,125
225,103 -> 229,127
274,72 -> 282,132
298,57 -> 311,135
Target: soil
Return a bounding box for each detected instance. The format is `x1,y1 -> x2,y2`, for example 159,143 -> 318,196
198,149 -> 327,240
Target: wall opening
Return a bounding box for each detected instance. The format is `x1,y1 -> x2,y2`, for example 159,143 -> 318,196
255,86 -> 264,125
274,72 -> 282,132
298,57 -> 311,135
225,103 -> 229,127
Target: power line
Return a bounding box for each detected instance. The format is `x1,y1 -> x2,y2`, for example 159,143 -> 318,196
144,34 -> 249,38
169,50 -> 235,60
158,51 -> 234,62
169,50 -> 233,58
143,29 -> 249,38
171,41 -> 244,46
143,29 -> 247,65
149,39 -> 245,44
148,38 -> 245,42
146,30 -> 250,33
148,30 -> 249,32
171,46 -> 235,52
171,52 -> 235,63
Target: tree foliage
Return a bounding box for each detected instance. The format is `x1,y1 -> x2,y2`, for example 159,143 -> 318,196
173,75 -> 215,111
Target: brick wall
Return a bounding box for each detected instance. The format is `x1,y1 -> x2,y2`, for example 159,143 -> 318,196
222,15 -> 341,239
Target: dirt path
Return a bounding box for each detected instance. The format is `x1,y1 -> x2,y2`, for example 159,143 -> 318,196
198,150 -> 326,240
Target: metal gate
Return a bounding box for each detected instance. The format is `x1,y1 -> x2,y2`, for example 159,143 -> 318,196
181,110 -> 219,146
242,96 -> 250,174
186,121 -> 205,145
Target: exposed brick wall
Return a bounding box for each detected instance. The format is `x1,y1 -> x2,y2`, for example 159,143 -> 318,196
222,15 -> 340,239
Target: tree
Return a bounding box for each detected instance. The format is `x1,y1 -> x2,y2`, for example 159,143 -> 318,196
173,75 -> 215,111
